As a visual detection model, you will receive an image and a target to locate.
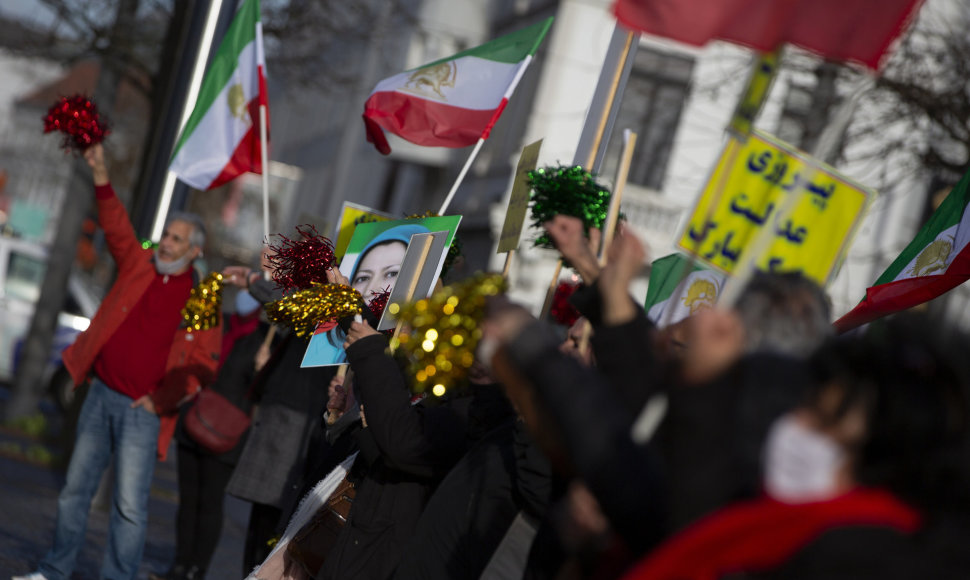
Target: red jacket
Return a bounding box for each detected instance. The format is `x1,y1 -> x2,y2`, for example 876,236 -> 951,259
62,185 -> 221,460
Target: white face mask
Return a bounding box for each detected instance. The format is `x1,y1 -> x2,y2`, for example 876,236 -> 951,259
763,414 -> 845,504
155,253 -> 193,275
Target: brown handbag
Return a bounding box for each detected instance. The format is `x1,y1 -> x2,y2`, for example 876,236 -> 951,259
183,388 -> 250,454
286,476 -> 357,576
184,327 -> 281,455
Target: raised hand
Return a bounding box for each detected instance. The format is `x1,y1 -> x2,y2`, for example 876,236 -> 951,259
543,215 -> 601,284
598,223 -> 648,325
222,265 -> 254,288
84,144 -> 109,186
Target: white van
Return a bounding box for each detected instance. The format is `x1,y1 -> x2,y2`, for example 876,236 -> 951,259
0,236 -> 101,409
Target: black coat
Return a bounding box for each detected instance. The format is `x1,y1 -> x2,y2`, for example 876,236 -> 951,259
392,389 -> 547,580
505,314 -> 811,553
318,334 -> 480,580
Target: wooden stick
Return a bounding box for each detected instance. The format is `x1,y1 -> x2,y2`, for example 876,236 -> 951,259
578,130 -> 638,353
389,234 -> 436,348
540,32 -> 635,321
539,259 -> 563,320
261,324 -> 277,349
502,249 -> 516,279
598,130 -> 638,266
583,30 -> 636,170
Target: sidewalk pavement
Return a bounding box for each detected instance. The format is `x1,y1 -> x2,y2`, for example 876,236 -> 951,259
0,388 -> 249,580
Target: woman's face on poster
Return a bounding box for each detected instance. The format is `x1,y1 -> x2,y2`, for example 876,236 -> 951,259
351,240 -> 407,299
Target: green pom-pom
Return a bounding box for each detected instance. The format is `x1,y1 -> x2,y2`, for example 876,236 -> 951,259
528,165 -> 611,249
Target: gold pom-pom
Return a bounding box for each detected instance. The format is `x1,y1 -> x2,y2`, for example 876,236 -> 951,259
264,283 -> 363,338
390,273 -> 506,396
182,272 -> 224,332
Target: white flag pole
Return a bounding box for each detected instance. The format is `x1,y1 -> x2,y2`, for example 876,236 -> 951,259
256,20 -> 273,281
259,104 -> 270,240
437,56 -> 535,215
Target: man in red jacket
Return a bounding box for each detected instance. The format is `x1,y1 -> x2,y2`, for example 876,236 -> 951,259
14,144 -> 221,580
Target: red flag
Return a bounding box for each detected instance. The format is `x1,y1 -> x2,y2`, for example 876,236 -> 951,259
613,0 -> 924,70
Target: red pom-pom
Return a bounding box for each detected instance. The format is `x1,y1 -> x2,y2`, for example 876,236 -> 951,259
268,225 -> 337,292
367,287 -> 391,319
551,281 -> 582,327
43,95 -> 110,152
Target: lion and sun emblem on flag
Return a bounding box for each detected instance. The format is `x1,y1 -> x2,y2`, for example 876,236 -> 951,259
910,236 -> 955,277
227,82 -> 252,124
403,61 -> 457,100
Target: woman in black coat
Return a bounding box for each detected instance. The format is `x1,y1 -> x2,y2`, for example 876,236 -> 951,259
150,314 -> 274,580
316,320 -> 502,580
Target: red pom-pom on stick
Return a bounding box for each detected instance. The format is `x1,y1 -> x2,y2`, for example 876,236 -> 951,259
550,281 -> 582,327
268,225 -> 337,292
43,95 -> 110,152
367,287 -> 391,319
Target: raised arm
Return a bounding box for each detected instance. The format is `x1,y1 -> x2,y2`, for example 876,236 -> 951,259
344,323 -> 467,477
83,144 -> 146,273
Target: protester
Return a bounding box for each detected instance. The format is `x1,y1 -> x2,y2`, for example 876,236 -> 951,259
546,218 -> 830,521
391,364 -> 530,580
148,292 -> 268,580
622,315 -> 970,579
14,144 -> 221,580
306,266 -> 511,580
221,263 -> 336,574
475,222 -> 834,580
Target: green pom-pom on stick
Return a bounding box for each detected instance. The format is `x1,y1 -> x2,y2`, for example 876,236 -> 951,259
527,165 -> 612,249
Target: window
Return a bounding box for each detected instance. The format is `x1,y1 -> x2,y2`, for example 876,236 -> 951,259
600,45 -> 695,191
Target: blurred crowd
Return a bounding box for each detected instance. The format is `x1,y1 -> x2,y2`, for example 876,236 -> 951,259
15,147 -> 970,580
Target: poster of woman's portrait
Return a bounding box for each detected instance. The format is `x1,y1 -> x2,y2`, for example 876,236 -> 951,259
301,215 -> 462,367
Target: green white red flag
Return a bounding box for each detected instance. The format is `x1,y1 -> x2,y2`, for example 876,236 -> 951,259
614,0 -> 923,70
834,166 -> 970,333
170,0 -> 268,190
645,254 -> 726,328
362,18 -> 553,155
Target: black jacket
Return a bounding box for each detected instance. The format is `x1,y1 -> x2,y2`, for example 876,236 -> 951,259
318,334 -> 480,580
505,316 -> 811,552
392,385 -> 548,580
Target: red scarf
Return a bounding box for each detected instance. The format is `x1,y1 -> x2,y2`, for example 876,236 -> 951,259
623,489 -> 920,580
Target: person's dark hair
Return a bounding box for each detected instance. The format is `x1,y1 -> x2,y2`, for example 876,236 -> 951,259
808,314 -> 970,513
735,272 -> 831,357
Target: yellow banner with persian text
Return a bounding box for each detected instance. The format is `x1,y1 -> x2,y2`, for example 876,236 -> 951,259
676,131 -> 873,285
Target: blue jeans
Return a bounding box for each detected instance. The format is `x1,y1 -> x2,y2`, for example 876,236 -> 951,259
38,378 -> 160,580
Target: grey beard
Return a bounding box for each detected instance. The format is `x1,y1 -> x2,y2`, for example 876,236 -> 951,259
155,253 -> 193,275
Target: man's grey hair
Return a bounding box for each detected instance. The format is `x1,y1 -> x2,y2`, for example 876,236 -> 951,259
734,272 -> 832,357
165,211 -> 206,249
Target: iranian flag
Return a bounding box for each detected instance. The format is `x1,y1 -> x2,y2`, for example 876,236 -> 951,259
170,0 -> 268,190
645,254 -> 726,328
834,166 -> 970,333
614,0 -> 923,70
363,18 -> 553,155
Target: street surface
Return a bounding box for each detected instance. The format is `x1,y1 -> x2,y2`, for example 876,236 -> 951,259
0,387 -> 249,579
